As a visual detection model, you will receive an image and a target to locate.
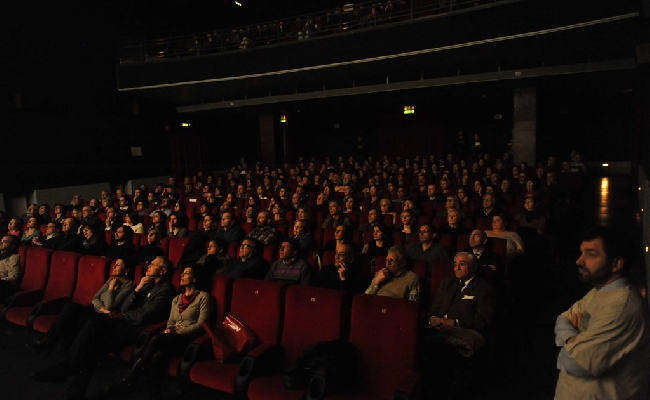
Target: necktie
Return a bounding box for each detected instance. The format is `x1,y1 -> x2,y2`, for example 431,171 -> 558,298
459,280 -> 466,291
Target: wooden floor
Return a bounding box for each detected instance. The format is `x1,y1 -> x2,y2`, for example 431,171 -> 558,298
0,172 -> 642,400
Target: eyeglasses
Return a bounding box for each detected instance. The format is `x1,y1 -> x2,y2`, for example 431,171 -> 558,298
386,258 -> 397,264
419,230 -> 431,234
240,243 -> 253,248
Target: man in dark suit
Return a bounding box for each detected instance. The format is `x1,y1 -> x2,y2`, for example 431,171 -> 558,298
468,229 -> 504,283
420,252 -> 496,398
31,256 -> 177,400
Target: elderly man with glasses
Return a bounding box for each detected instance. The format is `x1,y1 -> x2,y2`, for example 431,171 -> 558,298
365,245 -> 420,301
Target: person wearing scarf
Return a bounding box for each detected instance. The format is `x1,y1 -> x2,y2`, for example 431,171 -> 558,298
106,264 -> 213,397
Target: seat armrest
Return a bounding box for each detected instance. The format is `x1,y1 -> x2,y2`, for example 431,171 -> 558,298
177,334 -> 214,379
1,290 -> 43,317
392,370 -> 421,400
235,342 -> 283,399
132,320 -> 168,359
26,296 -> 71,328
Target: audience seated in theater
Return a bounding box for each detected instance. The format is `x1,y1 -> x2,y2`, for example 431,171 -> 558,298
291,218 -> 316,257
321,200 -> 352,230
358,207 -> 381,233
317,243 -> 368,295
468,229 -> 504,283
438,209 -> 471,237
362,224 -> 392,260
166,212 -> 188,238
38,204 -> 52,224
7,217 -> 23,239
148,210 -> 167,237
52,204 -> 67,224
247,210 -> 279,246
472,193 -> 499,220
265,237 -> 312,285
103,207 -> 122,232
218,238 -> 266,279
58,218 -> 84,253
20,216 -> 43,245
486,213 -> 524,263
395,209 -> 417,244
379,198 -> 397,226
104,225 -> 136,261
30,256 -> 176,400
27,258 -> 135,353
81,226 -> 107,256
31,221 -> 63,249
215,211 -> 245,244
323,222 -> 355,252
132,229 -> 165,267
419,251 -> 496,399
0,234 -> 20,302
105,264 -> 213,399
21,203 -> 38,224
406,222 -> 452,267
121,210 -> 144,235
365,245 -> 419,301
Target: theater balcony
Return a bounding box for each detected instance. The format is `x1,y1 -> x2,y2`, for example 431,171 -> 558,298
116,0 -> 644,112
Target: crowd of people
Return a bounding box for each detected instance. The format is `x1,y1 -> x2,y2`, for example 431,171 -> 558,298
4,148 -> 642,400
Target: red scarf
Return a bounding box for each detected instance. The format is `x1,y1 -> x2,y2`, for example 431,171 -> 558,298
178,291 -> 200,313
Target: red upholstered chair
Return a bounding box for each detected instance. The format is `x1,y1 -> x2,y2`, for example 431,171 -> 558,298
247,285 -> 349,400
321,250 -> 335,267
132,233 -> 143,250
263,245 -> 278,266
2,247 -> 53,319
456,234 -> 471,253
32,254 -> 110,333
4,250 -> 79,328
322,228 -> 335,246
430,260 -> 455,302
105,230 -> 114,245
168,237 -> 190,267
307,294 -> 420,400
161,236 -> 170,257
186,279 -> 286,398
475,218 -> 492,231
487,237 -> 508,259
168,272 -> 235,377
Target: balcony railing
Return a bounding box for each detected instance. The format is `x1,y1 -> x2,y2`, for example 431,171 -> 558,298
117,0 -> 508,63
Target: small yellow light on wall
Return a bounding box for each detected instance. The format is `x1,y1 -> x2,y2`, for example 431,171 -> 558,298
181,122 -> 191,127
279,114 -> 287,123
602,163 -> 609,167
403,105 -> 415,115
235,1 -> 242,6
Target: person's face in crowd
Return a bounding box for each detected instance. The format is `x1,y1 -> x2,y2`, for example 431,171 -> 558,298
45,223 -> 58,236
576,236 -> 619,288
328,202 -> 340,216
454,253 -> 475,281
111,259 -> 128,277
152,213 -> 161,224
418,225 -> 434,243
447,210 -> 459,227
106,208 -> 115,220
403,200 -> 414,211
238,239 -> 255,260
367,209 -> 378,224
345,197 -> 354,211
220,213 -> 233,228
61,219 -> 74,234
385,251 -> 405,275
245,207 -> 255,220
257,211 -> 269,227
492,216 -> 505,231
146,257 -> 167,279
457,188 -> 466,200
206,240 -> 219,255
297,208 -> 307,220
204,215 -> 215,230
380,201 -> 390,213
82,227 -> 94,240
147,230 -> 160,245
55,205 -> 64,214
114,226 -> 126,242
27,217 -> 38,229
400,212 -> 411,226
334,225 -> 346,240
524,197 -> 535,211
334,245 -> 354,268
278,241 -> 295,260
293,220 -> 307,237
372,226 -> 384,241
0,236 -> 16,252
483,195 -> 494,209
169,214 -> 178,227
469,229 -> 486,249
427,185 -> 436,197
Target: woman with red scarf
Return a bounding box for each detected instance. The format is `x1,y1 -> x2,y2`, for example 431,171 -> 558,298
107,264 -> 213,397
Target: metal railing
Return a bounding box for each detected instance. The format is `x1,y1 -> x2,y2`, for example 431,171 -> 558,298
118,0 -> 506,63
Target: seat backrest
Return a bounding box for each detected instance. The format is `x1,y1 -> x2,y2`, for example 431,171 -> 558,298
21,247 -> 54,292
73,255 -> 111,305
229,278 -> 285,345
161,236 -> 170,256
41,251 -> 82,302
262,245 -> 278,265
210,274 -> 233,323
170,266 -> 183,293
168,237 -> 190,267
348,294 -> 419,399
17,244 -> 28,275
280,285 -> 348,369
456,234 -> 471,253
321,250 -> 335,267
430,260 -> 455,301
105,230 -> 114,245
487,236 -> 508,259
132,233 -> 143,250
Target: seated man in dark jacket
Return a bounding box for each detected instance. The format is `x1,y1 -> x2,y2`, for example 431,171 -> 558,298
218,238 -> 266,279
31,256 -> 177,400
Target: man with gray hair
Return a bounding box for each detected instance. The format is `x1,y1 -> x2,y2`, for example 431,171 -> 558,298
365,245 -> 420,301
